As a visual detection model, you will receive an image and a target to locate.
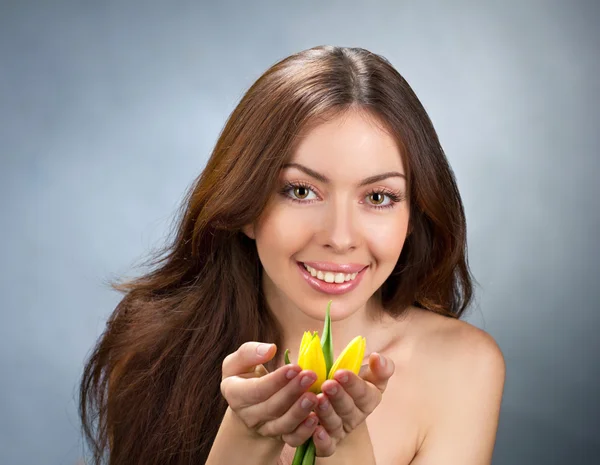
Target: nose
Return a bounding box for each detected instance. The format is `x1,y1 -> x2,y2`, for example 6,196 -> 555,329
319,198 -> 360,253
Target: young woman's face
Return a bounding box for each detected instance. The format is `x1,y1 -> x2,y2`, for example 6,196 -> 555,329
248,110 -> 410,319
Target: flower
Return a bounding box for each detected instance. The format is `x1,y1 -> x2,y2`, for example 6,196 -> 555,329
284,301 -> 367,388
285,300 -> 367,465
297,331 -> 327,394
327,335 -> 366,380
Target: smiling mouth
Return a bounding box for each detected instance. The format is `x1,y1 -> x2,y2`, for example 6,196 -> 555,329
301,263 -> 359,283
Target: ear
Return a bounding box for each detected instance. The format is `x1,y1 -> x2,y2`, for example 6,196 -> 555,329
242,223 -> 256,240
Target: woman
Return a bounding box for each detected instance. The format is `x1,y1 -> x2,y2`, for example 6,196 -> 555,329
79,45 -> 505,464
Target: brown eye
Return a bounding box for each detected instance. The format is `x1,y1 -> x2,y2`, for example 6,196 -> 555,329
294,186 -> 310,199
369,193 -> 385,205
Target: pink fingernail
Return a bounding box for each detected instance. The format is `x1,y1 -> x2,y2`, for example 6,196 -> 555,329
286,369 -> 299,380
325,386 -> 337,395
317,428 -> 326,440
301,375 -> 316,387
379,354 -> 386,367
257,344 -> 271,355
301,397 -> 314,409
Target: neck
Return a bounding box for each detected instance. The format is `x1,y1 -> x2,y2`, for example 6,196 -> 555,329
262,276 -> 403,369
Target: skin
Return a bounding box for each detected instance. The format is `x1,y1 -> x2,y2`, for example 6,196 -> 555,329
245,108 -> 409,365
243,109 -> 506,464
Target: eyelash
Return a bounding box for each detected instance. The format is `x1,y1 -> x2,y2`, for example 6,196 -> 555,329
279,181 -> 405,210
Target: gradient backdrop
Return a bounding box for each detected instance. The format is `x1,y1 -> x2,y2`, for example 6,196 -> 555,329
1,1 -> 598,464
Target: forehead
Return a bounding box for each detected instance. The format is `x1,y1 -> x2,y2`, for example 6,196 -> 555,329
289,110 -> 405,175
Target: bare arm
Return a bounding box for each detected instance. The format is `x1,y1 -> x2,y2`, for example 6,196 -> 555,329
206,406 -> 284,465
409,330 -> 506,465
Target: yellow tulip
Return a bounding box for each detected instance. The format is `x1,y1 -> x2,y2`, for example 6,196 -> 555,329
297,331 -> 327,393
288,316 -> 367,392
287,301 -> 367,465
328,335 -> 367,380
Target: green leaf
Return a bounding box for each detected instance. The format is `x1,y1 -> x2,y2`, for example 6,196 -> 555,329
292,439 -> 309,465
321,300 -> 334,378
301,439 -> 316,465
284,349 -> 291,365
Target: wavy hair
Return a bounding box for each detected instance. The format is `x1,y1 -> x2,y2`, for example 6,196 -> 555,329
79,45 -> 474,464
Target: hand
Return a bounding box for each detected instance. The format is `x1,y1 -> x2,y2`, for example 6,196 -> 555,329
310,352 -> 395,455
220,342 -> 323,448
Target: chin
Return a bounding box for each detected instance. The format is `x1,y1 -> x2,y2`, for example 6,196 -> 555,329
305,296 -> 366,321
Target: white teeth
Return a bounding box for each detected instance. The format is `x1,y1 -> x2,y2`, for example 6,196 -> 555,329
303,264 -> 360,284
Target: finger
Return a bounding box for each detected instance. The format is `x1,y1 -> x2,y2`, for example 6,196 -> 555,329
245,368 -> 317,418
332,369 -> 379,414
314,392 -> 343,437
222,363 -> 303,409
320,379 -> 359,430
256,387 -> 319,439
359,353 -> 395,393
249,364 -> 303,402
313,425 -> 336,457
222,342 -> 276,380
281,411 -> 319,447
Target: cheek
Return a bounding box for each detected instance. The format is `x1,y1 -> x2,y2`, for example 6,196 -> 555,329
363,212 -> 409,262
255,205 -> 316,257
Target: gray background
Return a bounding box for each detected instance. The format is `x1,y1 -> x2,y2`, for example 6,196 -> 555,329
1,1 -> 598,464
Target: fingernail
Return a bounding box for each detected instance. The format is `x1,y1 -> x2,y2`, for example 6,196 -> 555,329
318,428 -> 326,440
319,399 -> 329,410
379,354 -> 386,367
325,385 -> 337,395
304,417 -> 316,427
286,369 -> 299,380
301,375 -> 315,387
338,374 -> 349,384
301,397 -> 314,409
257,343 -> 271,355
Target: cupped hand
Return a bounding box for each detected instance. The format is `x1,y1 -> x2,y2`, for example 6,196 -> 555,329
308,352 -> 396,456
220,342 -> 323,448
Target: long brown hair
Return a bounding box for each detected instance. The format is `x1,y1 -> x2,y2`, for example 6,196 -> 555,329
79,45 -> 474,464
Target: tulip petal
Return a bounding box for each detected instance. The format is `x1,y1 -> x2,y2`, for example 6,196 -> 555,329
299,331 -> 312,355
354,337 -> 366,373
298,333 -> 327,393
328,335 -> 366,379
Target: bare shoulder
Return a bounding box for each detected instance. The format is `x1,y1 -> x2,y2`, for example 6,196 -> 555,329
405,307 -> 505,373
402,308 -> 506,464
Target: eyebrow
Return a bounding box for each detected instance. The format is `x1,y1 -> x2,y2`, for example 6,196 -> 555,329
282,162 -> 406,186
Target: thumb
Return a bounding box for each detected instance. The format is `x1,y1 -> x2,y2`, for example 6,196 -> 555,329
222,342 -> 276,379
359,353 -> 395,393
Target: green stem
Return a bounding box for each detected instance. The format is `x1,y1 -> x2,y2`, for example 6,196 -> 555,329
301,439 -> 316,465
291,440 -> 309,465
321,300 -> 334,377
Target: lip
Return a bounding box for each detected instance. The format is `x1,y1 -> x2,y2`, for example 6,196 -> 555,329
296,262 -> 368,295
300,261 -> 368,273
